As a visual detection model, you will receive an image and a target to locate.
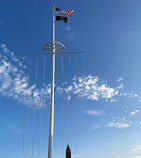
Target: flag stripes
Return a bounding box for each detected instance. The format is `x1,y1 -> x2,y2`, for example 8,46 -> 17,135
56,8 -> 74,17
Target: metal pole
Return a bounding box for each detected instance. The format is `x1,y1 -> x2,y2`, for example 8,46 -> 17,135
48,5 -> 55,158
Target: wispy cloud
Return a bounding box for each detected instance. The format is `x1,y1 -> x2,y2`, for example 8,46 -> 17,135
1,44 -> 141,110
116,77 -> 123,82
63,75 -> 121,101
107,116 -> 132,129
85,110 -> 104,116
131,110 -> 139,115
1,44 -> 121,108
0,44 -> 51,108
2,44 -> 141,132
131,146 -> 141,152
67,31 -> 76,41
63,25 -> 71,31
120,92 -> 138,98
107,122 -> 130,129
92,125 -> 102,130
88,107 -> 141,130
110,99 -> 118,102
8,125 -> 24,133
117,83 -> 124,89
63,25 -> 76,41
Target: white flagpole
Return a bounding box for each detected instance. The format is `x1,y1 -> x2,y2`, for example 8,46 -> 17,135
48,5 -> 55,158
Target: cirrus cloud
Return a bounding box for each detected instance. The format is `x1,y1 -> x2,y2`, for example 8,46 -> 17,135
0,44 -> 140,109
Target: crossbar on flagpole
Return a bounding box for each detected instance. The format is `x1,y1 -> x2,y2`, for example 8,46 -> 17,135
20,51 -> 85,55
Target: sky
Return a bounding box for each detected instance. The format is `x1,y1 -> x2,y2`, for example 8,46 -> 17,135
1,0 -> 141,158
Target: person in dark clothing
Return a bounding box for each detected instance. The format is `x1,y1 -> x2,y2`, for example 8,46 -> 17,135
66,145 -> 71,158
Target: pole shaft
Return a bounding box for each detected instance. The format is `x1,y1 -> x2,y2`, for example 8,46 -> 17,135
48,5 -> 55,158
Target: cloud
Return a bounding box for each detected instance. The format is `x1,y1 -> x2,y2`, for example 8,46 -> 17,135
63,25 -> 71,31
0,44 -> 126,107
110,99 -> 118,102
117,83 -> 124,89
0,44 -> 119,108
116,77 -> 123,82
108,122 -> 130,129
63,25 -> 76,41
67,31 -> 76,41
85,110 -> 104,116
57,74 -> 122,102
64,75 -> 120,101
8,125 -> 24,133
131,110 -> 139,115
107,116 -> 132,129
1,44 -> 141,110
0,44 -> 51,108
65,85 -> 73,93
120,92 -> 138,98
92,125 -> 102,130
119,91 -> 141,104
131,146 -> 141,152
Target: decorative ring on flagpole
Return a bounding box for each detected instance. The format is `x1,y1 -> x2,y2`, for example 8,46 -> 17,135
43,41 -> 65,50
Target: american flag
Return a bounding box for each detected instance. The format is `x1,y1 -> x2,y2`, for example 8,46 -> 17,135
55,8 -> 74,17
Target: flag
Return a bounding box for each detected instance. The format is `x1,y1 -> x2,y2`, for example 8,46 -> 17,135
55,8 -> 74,17
56,16 -> 68,23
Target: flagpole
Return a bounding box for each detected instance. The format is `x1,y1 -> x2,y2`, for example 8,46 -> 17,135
19,6 -> 84,158
48,5 -> 55,158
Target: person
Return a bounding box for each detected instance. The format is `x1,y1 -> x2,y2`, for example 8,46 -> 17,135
66,145 -> 71,158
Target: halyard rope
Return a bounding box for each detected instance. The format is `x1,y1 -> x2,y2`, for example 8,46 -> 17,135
26,67 -> 30,158
61,55 -> 65,158
32,56 -> 38,158
37,55 -> 46,158
22,112 -> 25,158
67,55 -> 71,145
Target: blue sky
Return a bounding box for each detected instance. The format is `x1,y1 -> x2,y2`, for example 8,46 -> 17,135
1,0 -> 141,158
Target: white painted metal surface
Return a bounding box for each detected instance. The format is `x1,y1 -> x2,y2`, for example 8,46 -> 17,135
48,5 -> 55,158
